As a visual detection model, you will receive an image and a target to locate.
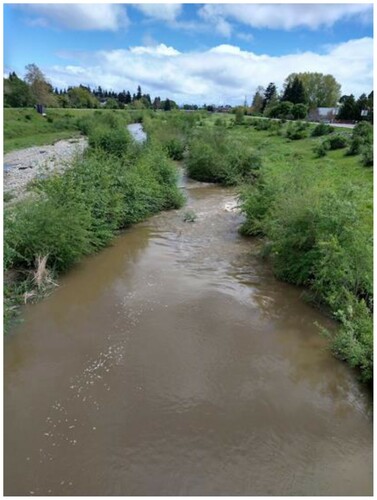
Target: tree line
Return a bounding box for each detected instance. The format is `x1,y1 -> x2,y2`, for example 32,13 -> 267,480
4,63 -> 179,111
251,72 -> 373,122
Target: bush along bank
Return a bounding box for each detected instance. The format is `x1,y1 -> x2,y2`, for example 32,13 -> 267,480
186,127 -> 262,185
239,163 -> 372,383
4,112 -> 184,332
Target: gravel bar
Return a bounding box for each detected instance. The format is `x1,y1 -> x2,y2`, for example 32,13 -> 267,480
4,137 -> 88,202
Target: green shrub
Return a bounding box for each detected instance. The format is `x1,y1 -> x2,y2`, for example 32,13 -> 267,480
325,134 -> 348,150
187,129 -> 262,185
240,164 -> 372,381
186,139 -> 226,183
88,126 -> 131,156
313,141 -> 330,158
267,101 -> 293,119
362,144 -> 373,167
164,138 -> 185,160
311,123 -> 334,137
234,107 -> 245,125
331,295 -> 373,383
291,103 -> 308,120
4,199 -> 93,272
254,119 -> 273,131
347,135 -> 364,156
347,122 -> 373,156
183,210 -> 197,222
286,121 -> 308,140
215,117 -> 225,127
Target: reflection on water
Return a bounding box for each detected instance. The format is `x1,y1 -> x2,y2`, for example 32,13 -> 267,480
4,182 -> 372,495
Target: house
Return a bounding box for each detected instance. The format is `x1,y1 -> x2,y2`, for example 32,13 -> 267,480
308,107 -> 339,122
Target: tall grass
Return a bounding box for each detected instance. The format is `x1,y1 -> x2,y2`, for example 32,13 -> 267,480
240,162 -> 372,382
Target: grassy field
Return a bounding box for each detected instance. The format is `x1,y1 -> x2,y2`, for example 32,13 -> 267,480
4,108 -> 132,153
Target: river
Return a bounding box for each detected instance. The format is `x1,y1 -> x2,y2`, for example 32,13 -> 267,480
4,172 -> 373,495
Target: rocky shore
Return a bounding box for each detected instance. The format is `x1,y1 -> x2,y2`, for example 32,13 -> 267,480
4,137 -> 87,202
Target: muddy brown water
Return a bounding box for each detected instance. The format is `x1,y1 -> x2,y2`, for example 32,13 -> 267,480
4,177 -> 373,495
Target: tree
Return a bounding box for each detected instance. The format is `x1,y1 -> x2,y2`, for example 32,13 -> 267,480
105,97 -> 119,109
337,94 -> 357,120
355,93 -> 369,120
262,83 -> 278,113
267,100 -> 293,118
367,91 -> 373,122
153,96 -> 161,110
163,98 -> 172,111
124,91 -> 131,105
4,72 -> 33,107
282,76 -> 306,104
284,72 -> 341,108
251,86 -> 264,114
136,85 -> 142,100
67,86 -> 99,108
291,103 -> 308,120
24,63 -> 56,106
141,95 -> 152,108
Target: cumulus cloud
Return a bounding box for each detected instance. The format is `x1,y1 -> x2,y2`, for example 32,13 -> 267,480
133,4 -> 182,22
20,4 -> 129,31
48,37 -> 373,105
129,44 -> 180,57
198,4 -> 372,31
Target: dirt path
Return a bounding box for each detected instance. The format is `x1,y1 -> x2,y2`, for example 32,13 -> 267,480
4,137 -> 87,202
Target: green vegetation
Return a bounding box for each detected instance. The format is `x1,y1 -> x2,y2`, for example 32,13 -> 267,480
311,123 -> 334,137
183,210 -> 197,222
234,119 -> 372,383
147,111 -> 372,382
347,122 -> 373,161
186,127 -> 262,185
325,134 -> 349,150
4,107 -> 134,153
3,107 -> 373,382
4,111 -> 184,331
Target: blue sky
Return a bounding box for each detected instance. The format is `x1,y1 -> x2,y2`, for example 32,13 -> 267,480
4,3 -> 374,105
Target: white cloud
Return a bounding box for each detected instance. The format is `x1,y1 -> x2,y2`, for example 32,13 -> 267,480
198,5 -> 233,37
48,37 -> 373,105
198,4 -> 372,31
129,44 -> 180,57
133,4 -> 182,22
21,4 -> 129,31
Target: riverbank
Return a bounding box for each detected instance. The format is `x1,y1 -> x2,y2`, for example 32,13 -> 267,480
4,113 -> 184,331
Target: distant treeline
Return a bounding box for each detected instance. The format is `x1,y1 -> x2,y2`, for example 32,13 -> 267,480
4,64 -> 374,122
4,63 -> 181,111
250,73 -> 373,122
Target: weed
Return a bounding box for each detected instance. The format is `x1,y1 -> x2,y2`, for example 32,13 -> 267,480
183,210 -> 197,222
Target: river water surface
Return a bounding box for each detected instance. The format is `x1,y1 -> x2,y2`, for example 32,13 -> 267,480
4,175 -> 373,495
